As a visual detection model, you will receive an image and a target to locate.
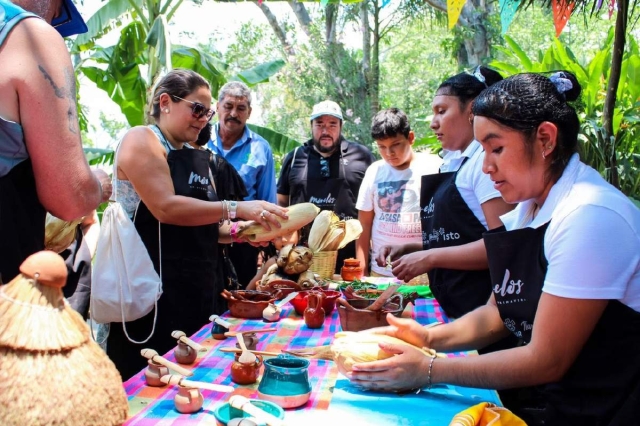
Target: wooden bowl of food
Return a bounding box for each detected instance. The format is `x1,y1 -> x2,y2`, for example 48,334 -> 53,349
221,290 -> 276,319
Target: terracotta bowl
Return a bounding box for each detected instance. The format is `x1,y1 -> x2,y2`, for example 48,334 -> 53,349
257,279 -> 302,300
336,298 -> 403,332
289,289 -> 341,316
352,290 -> 415,309
224,291 -> 276,319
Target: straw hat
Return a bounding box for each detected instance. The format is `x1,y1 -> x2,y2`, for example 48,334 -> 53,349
0,251 -> 128,425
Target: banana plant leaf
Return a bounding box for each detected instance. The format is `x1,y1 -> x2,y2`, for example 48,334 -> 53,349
231,60 -> 286,86
247,124 -> 301,156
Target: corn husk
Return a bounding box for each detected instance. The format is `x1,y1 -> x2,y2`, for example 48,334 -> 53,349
308,211 -> 334,251
237,203 -> 320,242
0,251 -> 128,426
338,219 -> 363,249
44,214 -> 83,253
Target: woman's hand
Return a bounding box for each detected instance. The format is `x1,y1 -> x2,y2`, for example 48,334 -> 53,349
391,251 -> 431,282
349,343 -> 431,392
375,245 -> 404,268
366,314 -> 431,349
237,201 -> 288,231
93,168 -> 113,203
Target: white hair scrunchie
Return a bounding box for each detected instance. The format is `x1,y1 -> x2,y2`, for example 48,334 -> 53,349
549,72 -> 573,96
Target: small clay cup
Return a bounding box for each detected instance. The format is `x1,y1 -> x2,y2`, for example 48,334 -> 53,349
174,386 -> 204,414
211,322 -> 229,340
144,360 -> 169,387
174,340 -> 197,365
230,355 -> 263,385
234,333 -> 259,351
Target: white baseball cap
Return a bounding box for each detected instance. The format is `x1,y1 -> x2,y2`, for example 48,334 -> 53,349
310,100 -> 343,121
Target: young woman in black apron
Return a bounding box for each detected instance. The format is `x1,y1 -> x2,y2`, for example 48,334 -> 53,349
378,67 -> 514,320
350,72 -> 640,426
105,70 -> 287,380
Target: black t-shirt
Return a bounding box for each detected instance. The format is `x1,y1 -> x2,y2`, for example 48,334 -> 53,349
277,139 -> 375,213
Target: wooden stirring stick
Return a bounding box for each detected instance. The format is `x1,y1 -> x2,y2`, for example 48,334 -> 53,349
160,374 -> 234,393
236,333 -> 257,364
140,348 -> 194,377
219,347 -> 281,357
229,395 -> 286,426
209,314 -> 233,329
171,330 -> 204,351
224,327 -> 277,337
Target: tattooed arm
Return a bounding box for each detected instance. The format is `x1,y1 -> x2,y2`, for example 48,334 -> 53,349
2,17 -> 105,220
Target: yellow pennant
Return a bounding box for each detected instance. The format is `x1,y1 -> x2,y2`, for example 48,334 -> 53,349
447,0 -> 467,29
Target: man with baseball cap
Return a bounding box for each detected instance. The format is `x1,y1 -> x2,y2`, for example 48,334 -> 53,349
0,0 -> 108,282
277,100 -> 375,271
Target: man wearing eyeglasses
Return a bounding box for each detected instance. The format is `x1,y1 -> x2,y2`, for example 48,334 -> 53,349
207,81 -> 277,286
277,100 -> 375,272
0,0 -> 111,282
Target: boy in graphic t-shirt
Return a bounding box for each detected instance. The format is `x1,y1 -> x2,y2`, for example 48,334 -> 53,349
355,108 -> 442,277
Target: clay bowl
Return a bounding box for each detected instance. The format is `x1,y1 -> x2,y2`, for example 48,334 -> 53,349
336,298 -> 403,332
257,279 -> 302,300
224,290 -> 276,319
289,289 -> 341,316
352,289 -> 416,309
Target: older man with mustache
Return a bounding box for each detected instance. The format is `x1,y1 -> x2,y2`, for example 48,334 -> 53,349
207,81 -> 277,287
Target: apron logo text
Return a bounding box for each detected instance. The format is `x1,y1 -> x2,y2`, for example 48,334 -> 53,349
428,227 -> 460,243
188,171 -> 209,186
309,193 -> 336,205
493,269 -> 524,296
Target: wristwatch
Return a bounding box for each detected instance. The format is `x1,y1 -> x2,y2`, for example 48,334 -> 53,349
229,201 -> 238,220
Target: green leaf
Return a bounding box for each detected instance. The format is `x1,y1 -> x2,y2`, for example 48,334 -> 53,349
247,124 -> 301,156
488,59 -> 520,76
146,15 -> 172,69
84,147 -> 115,165
172,47 -> 228,96
504,35 -> 533,71
73,0 -> 134,50
231,60 -> 286,86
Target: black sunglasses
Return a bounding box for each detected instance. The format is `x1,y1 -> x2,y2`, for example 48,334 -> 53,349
172,96 -> 215,121
320,157 -> 330,178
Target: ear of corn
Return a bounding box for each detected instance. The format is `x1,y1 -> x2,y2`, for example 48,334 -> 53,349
237,203 -> 320,242
44,214 -> 83,253
308,210 -> 334,251
338,219 -> 363,249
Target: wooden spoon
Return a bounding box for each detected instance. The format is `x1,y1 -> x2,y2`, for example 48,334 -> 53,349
236,333 -> 257,364
224,327 -> 277,338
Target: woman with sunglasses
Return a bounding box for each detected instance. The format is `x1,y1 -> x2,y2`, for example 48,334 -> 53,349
351,72 -> 640,425
105,69 -> 287,380
377,67 -> 514,321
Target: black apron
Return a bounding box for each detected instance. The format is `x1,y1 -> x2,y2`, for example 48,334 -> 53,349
291,147 -> 356,271
61,226 -> 92,319
107,146 -> 221,380
484,223 -> 640,425
419,159 -> 492,318
0,159 -> 46,283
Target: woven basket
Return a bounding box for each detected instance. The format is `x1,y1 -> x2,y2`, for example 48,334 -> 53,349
309,251 -> 338,279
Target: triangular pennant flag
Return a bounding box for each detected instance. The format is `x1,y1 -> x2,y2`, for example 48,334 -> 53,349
447,0 -> 466,29
608,0 -> 616,18
381,0 -> 391,8
499,0 -> 522,35
552,0 -> 574,37
320,0 -> 330,6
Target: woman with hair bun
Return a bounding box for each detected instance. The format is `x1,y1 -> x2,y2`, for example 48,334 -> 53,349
377,66 -> 514,320
350,71 -> 640,425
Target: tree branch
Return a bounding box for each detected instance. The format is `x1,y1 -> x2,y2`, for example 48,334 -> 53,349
423,0 -> 447,13
288,1 -> 312,38
253,1 -> 296,57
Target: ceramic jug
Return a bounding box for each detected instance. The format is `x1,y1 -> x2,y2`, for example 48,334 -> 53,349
303,291 -> 325,329
174,340 -> 197,365
144,360 -> 169,387
257,355 -> 311,408
174,386 -> 203,414
230,354 -> 263,385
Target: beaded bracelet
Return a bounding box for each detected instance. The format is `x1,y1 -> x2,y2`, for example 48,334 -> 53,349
427,355 -> 436,390
230,221 -> 242,244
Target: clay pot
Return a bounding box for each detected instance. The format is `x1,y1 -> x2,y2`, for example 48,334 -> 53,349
341,258 -> 364,282
174,386 -> 203,414
174,341 -> 197,365
257,279 -> 302,300
234,333 -> 259,351
230,355 -> 263,385
144,360 -> 169,387
289,289 -> 341,316
336,297 -> 404,332
303,291 -> 325,329
211,322 -> 229,340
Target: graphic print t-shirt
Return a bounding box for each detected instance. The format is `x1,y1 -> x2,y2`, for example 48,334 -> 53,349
356,153 -> 442,275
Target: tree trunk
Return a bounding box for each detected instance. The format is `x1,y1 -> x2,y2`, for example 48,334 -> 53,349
254,2 -> 296,57
458,0 -> 491,67
602,0 -> 627,189
289,1 -> 312,38
370,0 -> 380,114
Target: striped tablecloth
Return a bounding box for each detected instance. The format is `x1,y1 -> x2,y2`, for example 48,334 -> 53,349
123,298 -> 495,425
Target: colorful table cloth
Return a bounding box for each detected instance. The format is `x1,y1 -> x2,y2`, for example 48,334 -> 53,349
123,299 -> 500,425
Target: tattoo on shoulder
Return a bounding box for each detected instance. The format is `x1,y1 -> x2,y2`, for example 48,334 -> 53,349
38,65 -> 79,134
